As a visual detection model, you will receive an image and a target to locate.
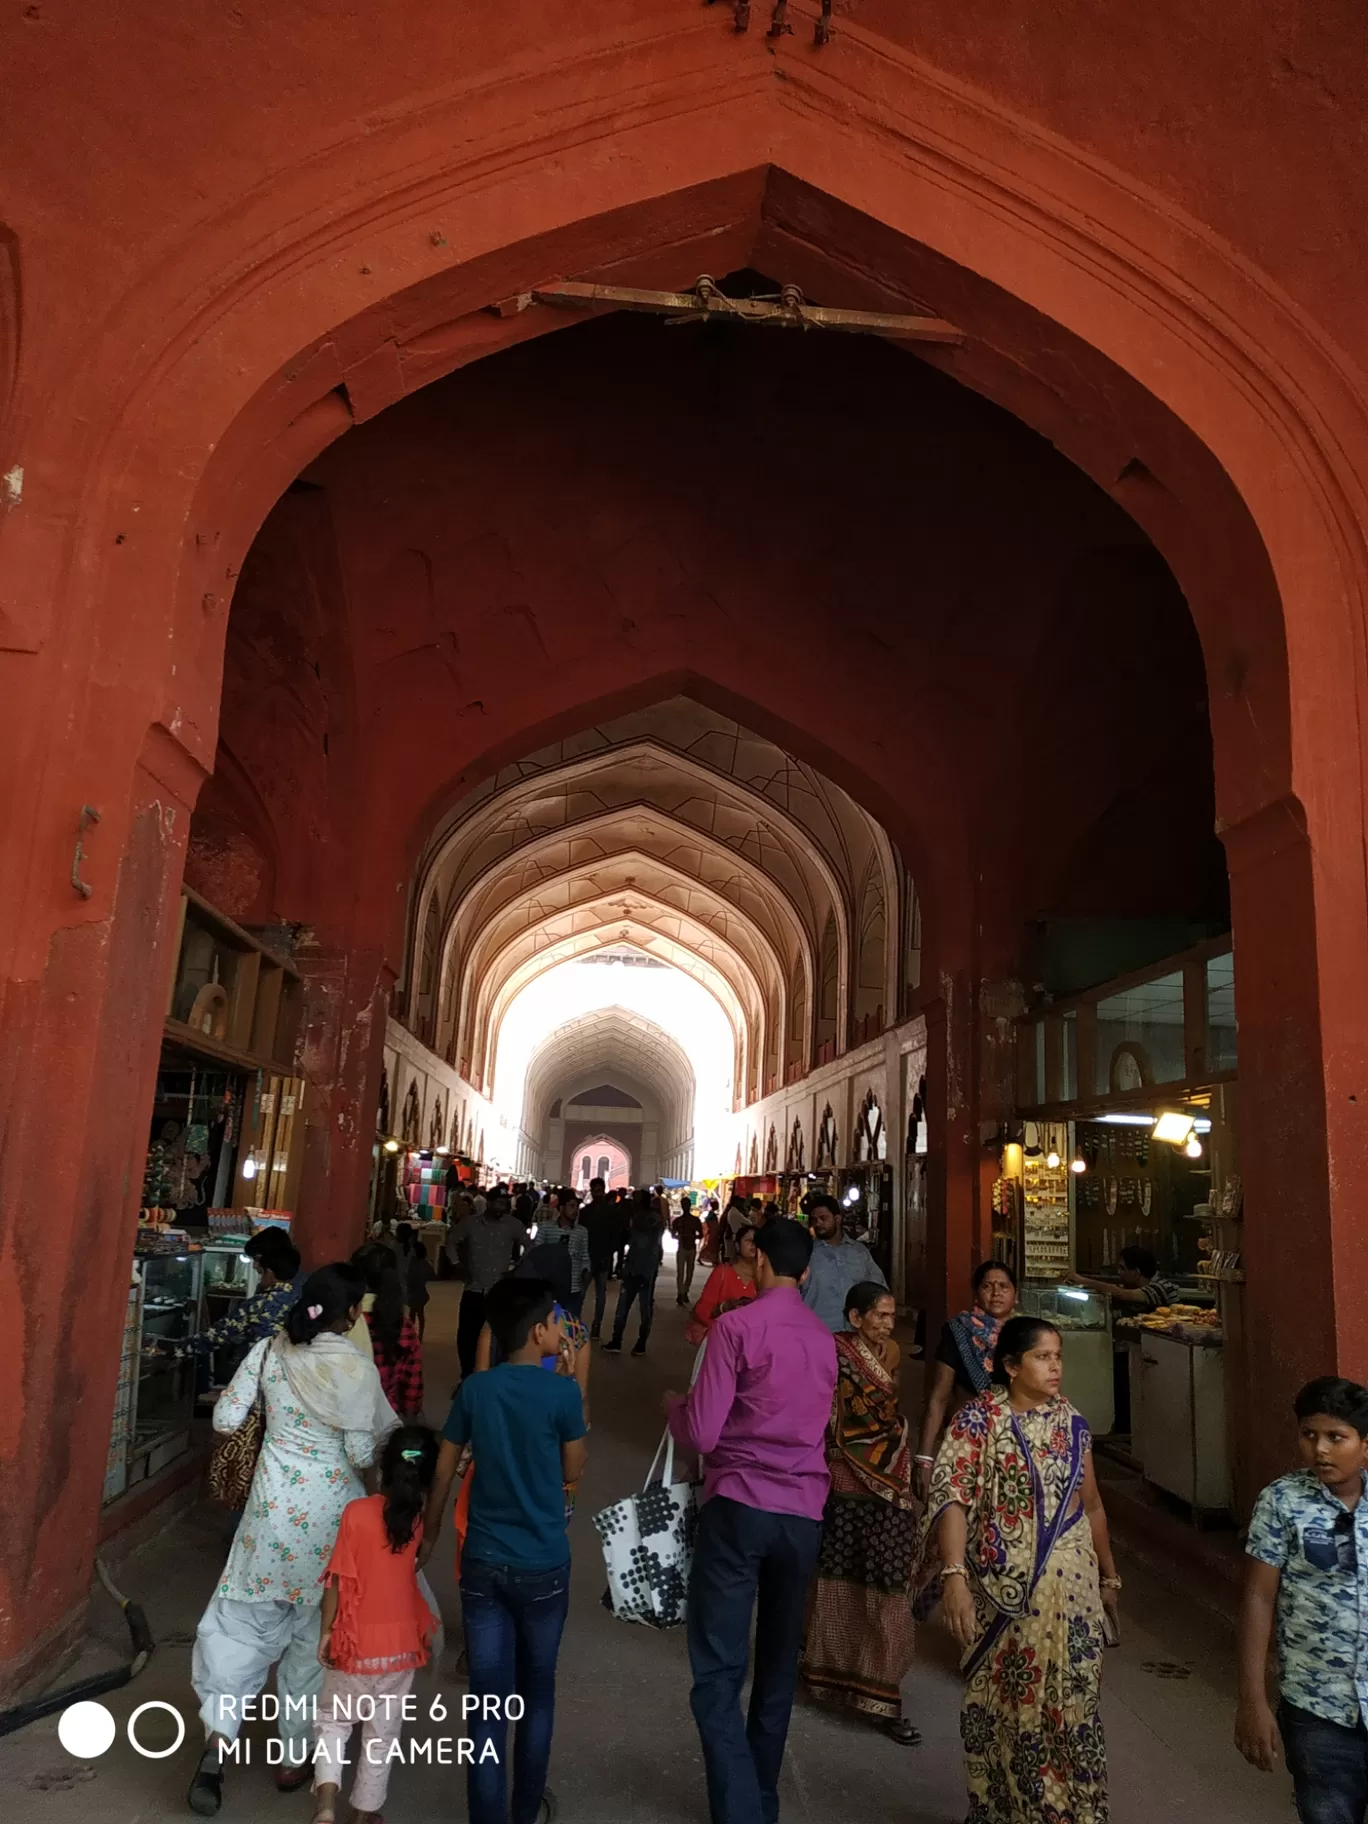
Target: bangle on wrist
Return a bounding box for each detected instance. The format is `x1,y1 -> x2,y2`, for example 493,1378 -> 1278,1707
1099,1575 -> 1122,1591
940,1563 -> 968,1581
915,1454 -> 934,1466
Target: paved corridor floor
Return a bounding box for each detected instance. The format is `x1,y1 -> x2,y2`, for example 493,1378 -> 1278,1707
1,1275 -> 1297,1822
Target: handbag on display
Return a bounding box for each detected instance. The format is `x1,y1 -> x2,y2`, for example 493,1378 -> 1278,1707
594,1425 -> 699,1630
206,1346 -> 267,1507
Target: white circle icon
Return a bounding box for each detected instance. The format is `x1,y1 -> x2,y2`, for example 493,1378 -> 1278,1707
57,1701 -> 117,1759
127,1701 -> 186,1759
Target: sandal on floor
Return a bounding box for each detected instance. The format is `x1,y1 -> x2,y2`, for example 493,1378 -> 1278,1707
187,1756 -> 223,1817
884,1717 -> 922,1746
275,1763 -> 313,1793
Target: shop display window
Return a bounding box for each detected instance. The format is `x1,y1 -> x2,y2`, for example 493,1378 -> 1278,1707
1206,953 -> 1237,1074
1061,1010 -> 1078,1101
1093,970 -> 1186,1094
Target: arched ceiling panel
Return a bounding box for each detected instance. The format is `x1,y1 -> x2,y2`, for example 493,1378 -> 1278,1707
409,698 -> 912,1099
523,1008 -> 696,1150
484,927 -> 749,1097
448,850 -> 788,1075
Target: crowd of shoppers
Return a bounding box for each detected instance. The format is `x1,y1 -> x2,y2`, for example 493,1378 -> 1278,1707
187,1172 -> 1368,1824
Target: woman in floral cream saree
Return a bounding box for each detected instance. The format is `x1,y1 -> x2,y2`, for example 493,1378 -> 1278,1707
922,1315 -> 1121,1823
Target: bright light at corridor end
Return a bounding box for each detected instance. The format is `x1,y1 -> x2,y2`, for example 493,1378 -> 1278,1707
492,956 -> 738,1179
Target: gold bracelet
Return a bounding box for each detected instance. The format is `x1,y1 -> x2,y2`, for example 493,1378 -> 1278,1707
1099,1575 -> 1122,1591
940,1563 -> 968,1581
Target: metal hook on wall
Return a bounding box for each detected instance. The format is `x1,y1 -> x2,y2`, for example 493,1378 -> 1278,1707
71,805 -> 100,899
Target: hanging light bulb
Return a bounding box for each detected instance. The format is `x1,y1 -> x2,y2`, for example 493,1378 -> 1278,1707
1046,1148 -> 1061,1171
1070,1155 -> 1087,1175
241,1156 -> 258,1181
1184,1135 -> 1203,1159
383,1139 -> 400,1155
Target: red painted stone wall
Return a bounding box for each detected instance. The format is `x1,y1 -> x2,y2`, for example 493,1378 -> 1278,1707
2,3 -> 1368,1693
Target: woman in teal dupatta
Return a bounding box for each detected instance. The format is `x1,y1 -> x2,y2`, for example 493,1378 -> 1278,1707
921,1316 -> 1121,1824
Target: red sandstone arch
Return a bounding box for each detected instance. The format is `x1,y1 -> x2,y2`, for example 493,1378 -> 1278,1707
5,32 -> 1368,1695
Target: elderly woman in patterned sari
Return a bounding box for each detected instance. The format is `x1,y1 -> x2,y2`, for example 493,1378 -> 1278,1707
922,1315 -> 1121,1824
801,1281 -> 922,1743
916,1260 -> 1018,1500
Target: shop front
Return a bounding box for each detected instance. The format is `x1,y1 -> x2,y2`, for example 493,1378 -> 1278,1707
104,890 -> 309,1513
1006,939 -> 1241,1516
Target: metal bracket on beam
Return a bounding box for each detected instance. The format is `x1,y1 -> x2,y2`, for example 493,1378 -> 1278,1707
529,277 -> 964,344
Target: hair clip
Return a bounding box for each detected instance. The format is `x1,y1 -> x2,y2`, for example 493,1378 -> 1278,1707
307,1304 -> 323,1319
400,1447 -> 424,1462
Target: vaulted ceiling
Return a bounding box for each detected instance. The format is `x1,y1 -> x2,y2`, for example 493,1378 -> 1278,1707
405,696 -> 916,1107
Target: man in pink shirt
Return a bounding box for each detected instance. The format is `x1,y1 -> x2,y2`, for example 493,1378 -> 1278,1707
664,1219 -> 837,1824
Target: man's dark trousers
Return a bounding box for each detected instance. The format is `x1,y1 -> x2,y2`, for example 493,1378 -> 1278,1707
687,1494 -> 822,1824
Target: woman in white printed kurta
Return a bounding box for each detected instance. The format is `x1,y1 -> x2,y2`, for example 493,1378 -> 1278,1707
189,1269 -> 398,1818
215,1335 -> 379,1605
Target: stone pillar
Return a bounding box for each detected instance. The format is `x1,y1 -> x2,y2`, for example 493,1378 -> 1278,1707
0,732 -> 199,1698
1222,796 -> 1368,1510
293,941 -> 393,1265
922,974 -> 977,1350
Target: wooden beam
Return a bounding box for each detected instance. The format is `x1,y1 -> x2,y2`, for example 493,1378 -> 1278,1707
530,280 -> 965,344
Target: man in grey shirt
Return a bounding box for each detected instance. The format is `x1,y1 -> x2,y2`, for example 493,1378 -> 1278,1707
448,1192 -> 525,1377
800,1194 -> 887,1332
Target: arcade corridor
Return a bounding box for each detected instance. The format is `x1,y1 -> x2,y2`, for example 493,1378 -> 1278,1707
0,1276 -> 1296,1824
5,0 -> 1368,1729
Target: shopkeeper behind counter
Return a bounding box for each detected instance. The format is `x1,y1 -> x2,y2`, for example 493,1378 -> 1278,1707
1071,1246 -> 1180,1312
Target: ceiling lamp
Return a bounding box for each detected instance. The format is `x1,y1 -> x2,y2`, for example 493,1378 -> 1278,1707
1153,1111 -> 1196,1146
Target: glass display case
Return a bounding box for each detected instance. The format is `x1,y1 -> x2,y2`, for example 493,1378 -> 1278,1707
127,1250 -> 203,1490
1017,1280 -> 1115,1436
1017,1282 -> 1109,1333
200,1242 -> 259,1391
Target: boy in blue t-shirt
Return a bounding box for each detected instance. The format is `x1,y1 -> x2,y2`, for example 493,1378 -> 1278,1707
422,1278 -> 587,1824
1236,1375 -> 1368,1821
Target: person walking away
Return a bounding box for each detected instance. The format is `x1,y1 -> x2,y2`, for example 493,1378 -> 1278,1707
1236,1375 -> 1368,1820
720,1195 -> 750,1263
354,1241 -> 425,1419
447,1192 -> 526,1379
674,1194 -> 704,1306
581,1177 -> 619,1339
924,1315 -> 1118,1824
189,1266 -> 400,1816
699,1206 -> 721,1267
422,1280 -> 587,1824
801,1194 -> 887,1333
915,1261 -> 1018,1498
801,1282 -> 920,1743
555,1189 -> 592,1319
396,1221 -> 435,1341
684,1226 -> 760,1346
603,1188 -> 664,1356
312,1425 -> 441,1824
663,1219 -> 837,1824
610,1189 -> 632,1280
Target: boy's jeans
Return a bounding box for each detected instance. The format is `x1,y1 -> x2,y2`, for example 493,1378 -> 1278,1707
1281,1701 -> 1368,1824
460,1555 -> 571,1824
